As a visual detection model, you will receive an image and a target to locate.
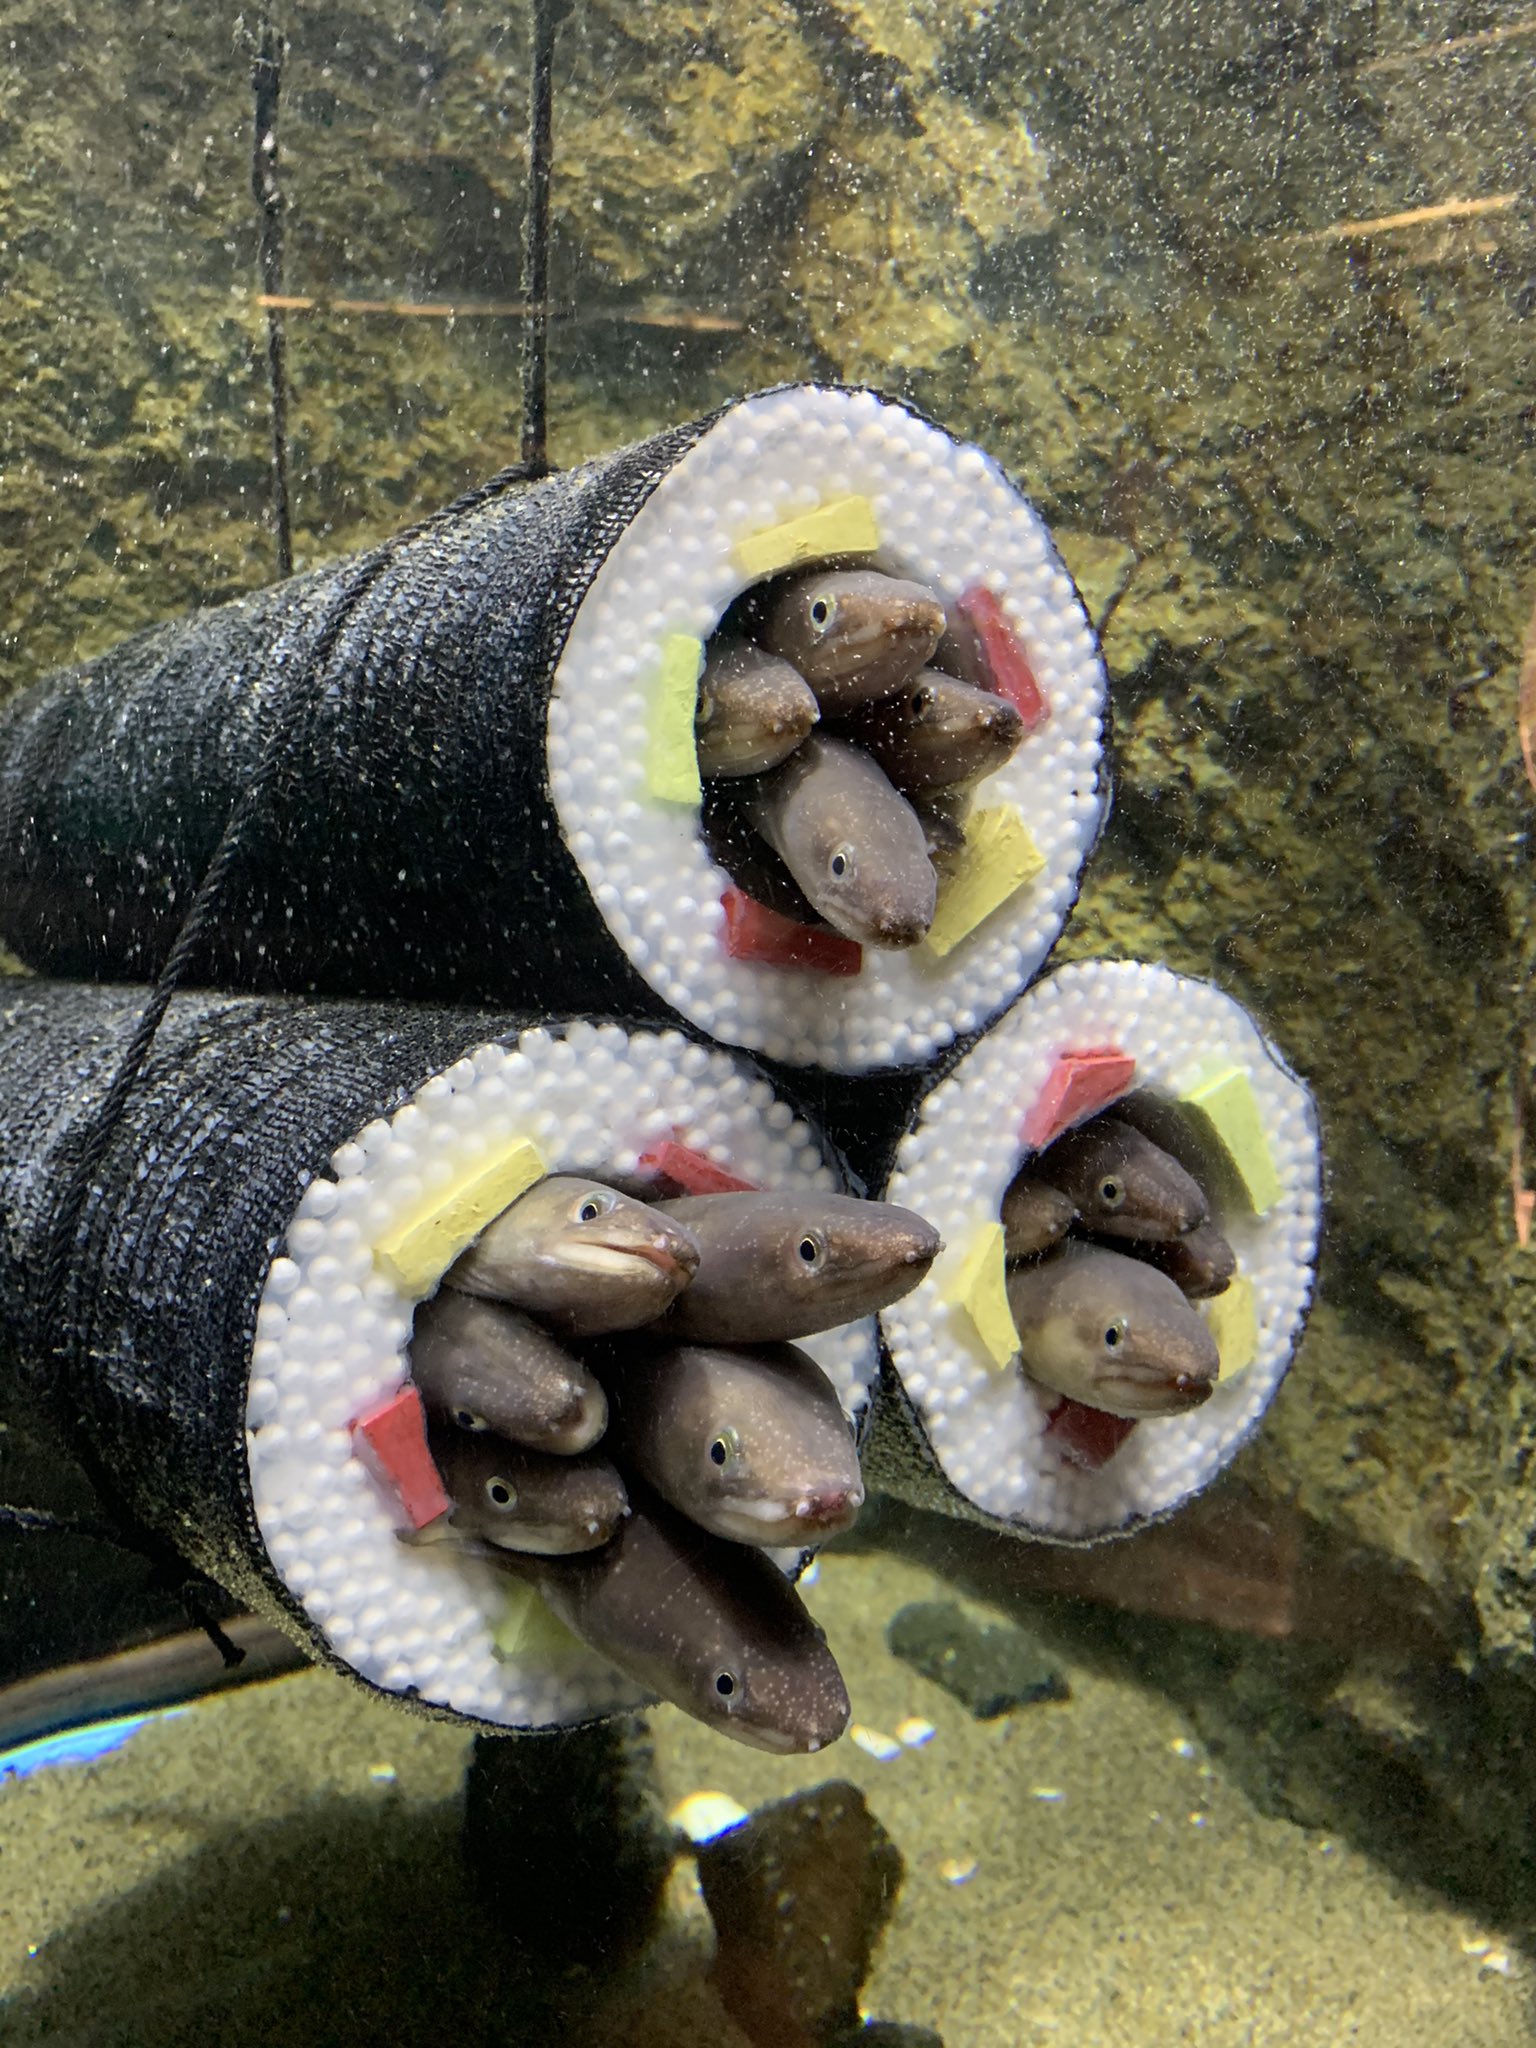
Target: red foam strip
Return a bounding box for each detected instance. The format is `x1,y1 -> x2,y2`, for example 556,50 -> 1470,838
719,886 -> 863,977
1045,1397 -> 1139,1471
956,585 -> 1049,735
637,1138 -> 759,1196
351,1384 -> 452,1530
1020,1049 -> 1137,1151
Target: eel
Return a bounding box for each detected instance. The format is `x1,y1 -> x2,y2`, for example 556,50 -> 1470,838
446,1175 -> 701,1335
701,785 -> 830,927
655,1190 -> 941,1343
755,568 -> 947,713
1128,1220 -> 1237,1300
695,639 -> 819,779
1005,1242 -> 1220,1419
1033,1117 -> 1209,1241
496,1491 -> 851,1754
409,1289 -> 607,1453
410,1427 -> 629,1556
999,1175 -> 1080,1260
839,670 -> 1023,794
605,1341 -> 864,1546
742,734 -> 937,948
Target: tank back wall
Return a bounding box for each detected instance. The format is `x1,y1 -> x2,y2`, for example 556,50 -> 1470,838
2,3 -> 1536,2028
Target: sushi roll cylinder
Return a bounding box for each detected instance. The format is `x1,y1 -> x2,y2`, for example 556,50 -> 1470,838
0,385 -> 1105,1074
0,982 -> 878,1731
865,960 -> 1322,1541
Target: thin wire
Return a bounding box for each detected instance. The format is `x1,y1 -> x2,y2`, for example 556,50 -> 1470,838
0,1505 -> 126,1544
252,17 -> 293,578
519,0 -> 565,477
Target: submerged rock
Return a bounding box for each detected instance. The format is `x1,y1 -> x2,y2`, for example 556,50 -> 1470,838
696,1779 -> 903,2048
886,1600 -> 1070,1719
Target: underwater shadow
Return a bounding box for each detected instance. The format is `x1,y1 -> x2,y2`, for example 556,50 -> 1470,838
847,1487 -> 1536,1954
3,1786 -> 544,2048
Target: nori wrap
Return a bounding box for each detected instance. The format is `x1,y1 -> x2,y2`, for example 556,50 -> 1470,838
862,959 -> 1323,1541
0,385 -> 1105,1073
0,981 -> 878,1731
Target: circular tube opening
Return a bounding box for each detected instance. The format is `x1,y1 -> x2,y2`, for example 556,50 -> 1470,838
548,386 -> 1106,1071
245,1021 -> 878,1729
880,959 -> 1321,1540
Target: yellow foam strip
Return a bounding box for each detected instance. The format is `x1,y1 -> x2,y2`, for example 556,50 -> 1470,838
374,1136 -> 548,1295
923,806 -> 1045,960
731,495 -> 881,582
490,1582 -> 583,1664
1179,1065 -> 1284,1214
1204,1275 -> 1258,1380
644,633 -> 705,806
948,1221 -> 1017,1370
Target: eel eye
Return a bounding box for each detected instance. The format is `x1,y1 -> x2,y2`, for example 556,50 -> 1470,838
485,1477 -> 518,1511
829,844 -> 853,881
576,1193 -> 609,1224
695,686 -> 714,725
714,1670 -> 738,1698
709,1435 -> 730,1467
1103,1318 -> 1128,1351
808,596 -> 833,633
455,1408 -> 489,1433
1098,1175 -> 1125,1212
797,1231 -> 825,1270
911,684 -> 933,713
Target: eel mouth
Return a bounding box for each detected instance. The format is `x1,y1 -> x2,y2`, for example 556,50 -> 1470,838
728,1710 -> 849,1757
1094,1370 -> 1215,1418
791,1485 -> 864,1537
624,1238 -> 694,1278
560,1237 -> 691,1281
714,1480 -> 865,1546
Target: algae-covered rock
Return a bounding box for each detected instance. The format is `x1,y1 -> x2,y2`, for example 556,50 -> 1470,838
787,97 -> 1049,378
696,1778 -> 904,2048
886,1600 -> 1070,1720
556,2 -> 831,287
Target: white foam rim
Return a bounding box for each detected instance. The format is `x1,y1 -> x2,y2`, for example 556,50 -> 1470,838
882,960 -> 1321,1539
244,1021 -> 879,1729
547,385 -> 1106,1072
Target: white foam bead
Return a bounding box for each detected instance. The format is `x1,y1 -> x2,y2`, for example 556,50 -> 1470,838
247,1376 -> 279,1424
266,1257 -> 301,1297
254,1307 -> 289,1345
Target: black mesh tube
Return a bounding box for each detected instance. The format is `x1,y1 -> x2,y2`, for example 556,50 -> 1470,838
0,385 -> 1109,1075
0,979 -> 885,1730
0,428 -> 703,1007
0,979 -> 547,1671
